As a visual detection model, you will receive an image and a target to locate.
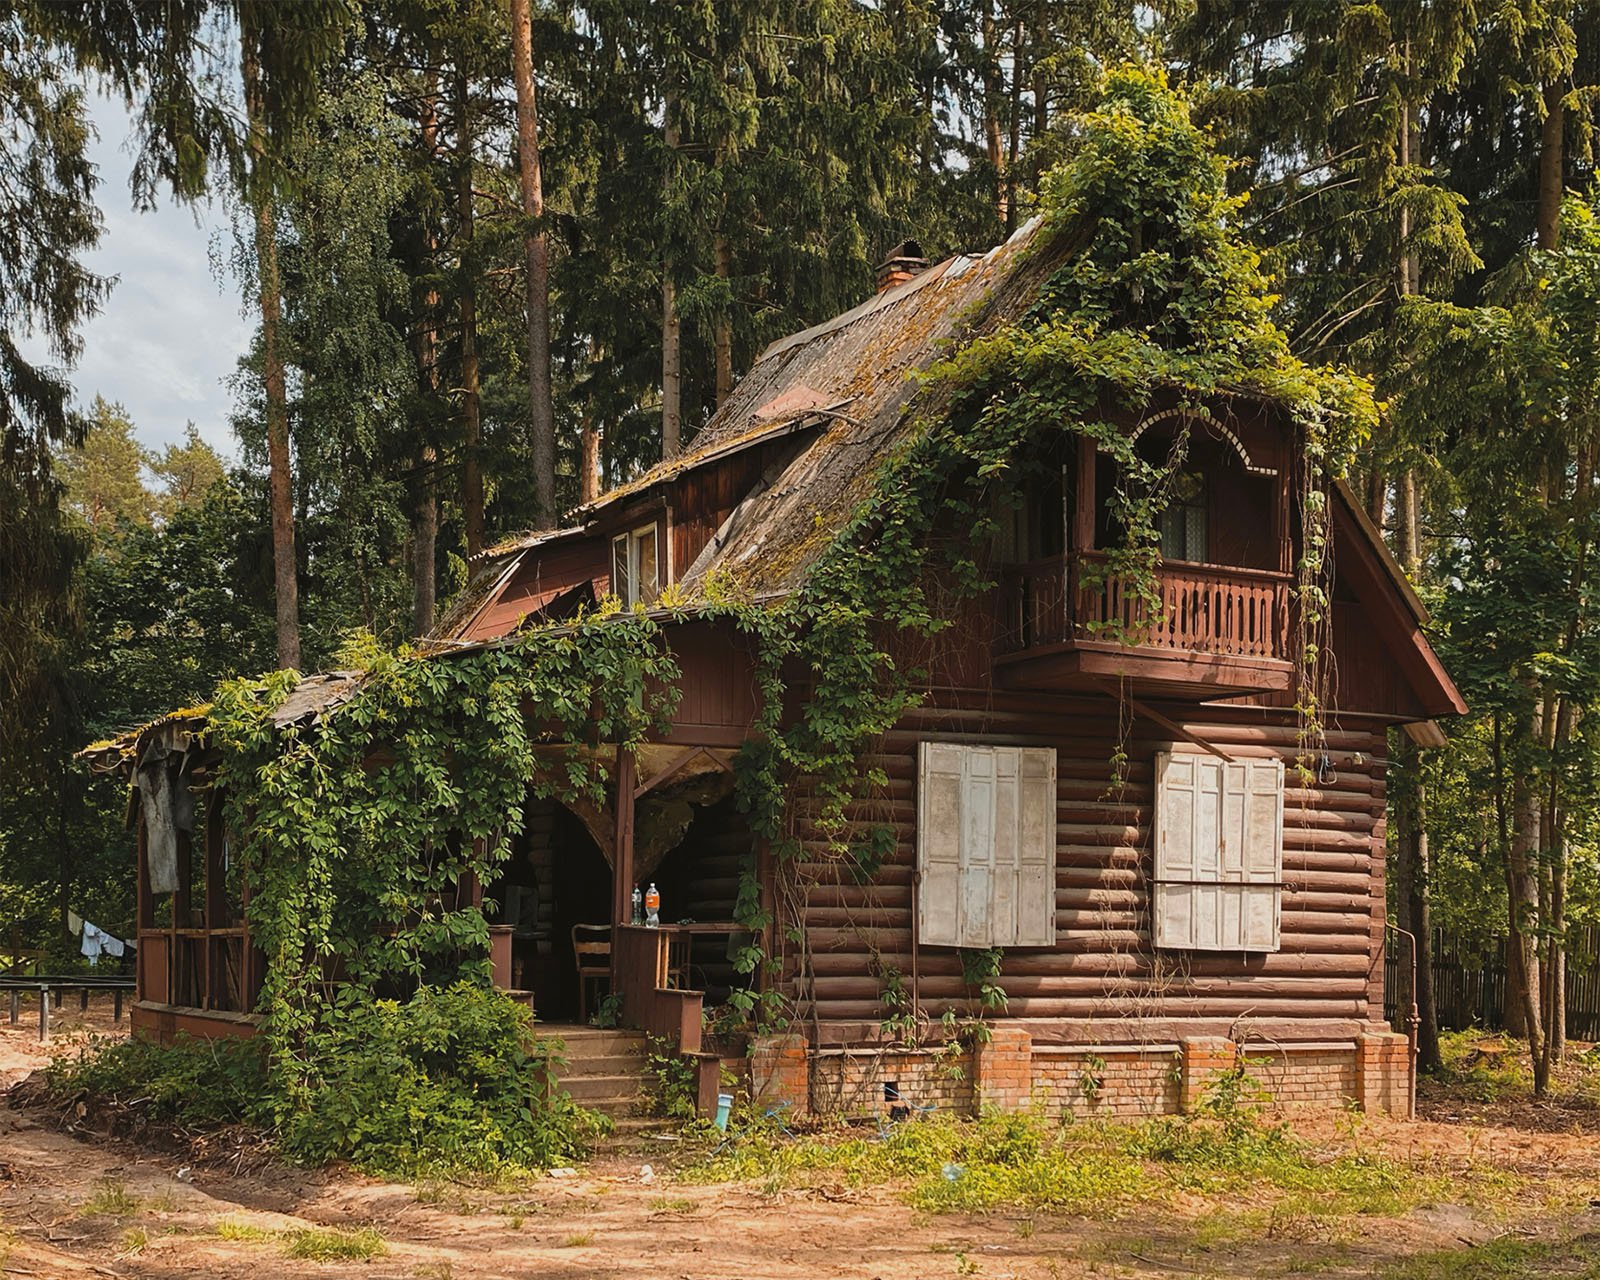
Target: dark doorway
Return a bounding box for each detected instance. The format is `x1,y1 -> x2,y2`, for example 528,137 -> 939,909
542,803 -> 612,1022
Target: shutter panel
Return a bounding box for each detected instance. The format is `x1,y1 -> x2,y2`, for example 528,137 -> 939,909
1155,751 -> 1283,953
990,749 -> 1019,946
917,743 -> 965,947
1154,752 -> 1225,950
918,742 -> 1058,949
1014,747 -> 1057,946
1237,758 -> 1283,951
957,747 -> 997,947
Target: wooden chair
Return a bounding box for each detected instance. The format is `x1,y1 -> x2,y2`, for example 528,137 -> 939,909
571,924 -> 611,1023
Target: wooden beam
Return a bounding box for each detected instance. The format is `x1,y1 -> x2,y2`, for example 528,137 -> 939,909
633,745 -> 731,801
1095,680 -> 1233,760
611,748 -> 638,951
1073,432 -> 1096,552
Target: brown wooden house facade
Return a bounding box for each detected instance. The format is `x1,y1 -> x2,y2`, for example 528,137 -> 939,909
92,219 -> 1462,1119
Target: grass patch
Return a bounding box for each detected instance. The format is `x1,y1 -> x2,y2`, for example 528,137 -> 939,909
215,1221 -> 275,1243
1381,1235 -> 1600,1279
283,1227 -> 388,1261
689,1075 -> 1463,1218
81,1178 -> 140,1217
118,1227 -> 149,1255
559,1232 -> 595,1247
648,1196 -> 696,1213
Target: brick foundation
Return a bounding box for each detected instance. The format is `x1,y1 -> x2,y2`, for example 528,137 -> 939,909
772,1025 -> 1412,1120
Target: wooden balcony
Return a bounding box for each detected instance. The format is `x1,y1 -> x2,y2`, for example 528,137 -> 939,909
995,551 -> 1295,698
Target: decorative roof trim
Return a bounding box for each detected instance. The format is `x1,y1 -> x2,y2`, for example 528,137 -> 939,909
1120,407 -> 1278,477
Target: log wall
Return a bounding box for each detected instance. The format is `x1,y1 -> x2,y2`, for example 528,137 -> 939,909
777,688 -> 1390,1047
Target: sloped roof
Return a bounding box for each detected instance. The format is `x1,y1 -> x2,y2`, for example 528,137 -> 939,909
673,217 -> 1069,597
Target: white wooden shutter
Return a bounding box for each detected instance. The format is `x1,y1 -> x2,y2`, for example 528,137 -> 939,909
1154,751 -> 1282,952
1235,757 -> 1284,951
918,743 -> 1057,948
1014,748 -> 1057,946
918,743 -> 966,947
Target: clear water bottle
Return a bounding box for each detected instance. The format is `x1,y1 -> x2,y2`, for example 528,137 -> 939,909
631,884 -> 644,926
645,883 -> 660,928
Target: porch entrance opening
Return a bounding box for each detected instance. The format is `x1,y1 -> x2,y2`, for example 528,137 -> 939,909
498,798 -> 609,1022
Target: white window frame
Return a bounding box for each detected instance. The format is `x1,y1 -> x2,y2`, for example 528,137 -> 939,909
1153,750 -> 1283,953
610,522 -> 662,606
916,742 -> 1057,949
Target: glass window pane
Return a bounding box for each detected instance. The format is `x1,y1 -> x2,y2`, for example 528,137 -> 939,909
636,526 -> 659,602
612,535 -> 631,603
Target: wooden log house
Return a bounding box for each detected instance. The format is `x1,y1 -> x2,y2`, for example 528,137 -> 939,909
85,219 -> 1462,1118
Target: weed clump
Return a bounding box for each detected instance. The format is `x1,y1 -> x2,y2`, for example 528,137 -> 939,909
692,1076 -> 1445,1217
283,1226 -> 387,1261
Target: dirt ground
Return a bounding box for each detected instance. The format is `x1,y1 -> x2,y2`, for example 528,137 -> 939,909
4,1024 -> 1600,1280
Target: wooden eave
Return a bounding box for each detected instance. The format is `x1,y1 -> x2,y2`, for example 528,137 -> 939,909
1329,481 -> 1466,719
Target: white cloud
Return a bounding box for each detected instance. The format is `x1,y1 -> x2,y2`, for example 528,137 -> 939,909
67,91 -> 250,461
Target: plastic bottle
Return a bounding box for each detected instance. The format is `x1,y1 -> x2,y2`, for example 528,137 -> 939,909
631,885 -> 644,925
644,883 -> 660,928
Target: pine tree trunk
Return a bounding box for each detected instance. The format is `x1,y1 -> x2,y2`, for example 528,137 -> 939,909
714,230 -> 733,406
982,0 -> 1006,227
580,420 -> 600,504
510,0 -> 557,529
243,28 -> 300,671
411,79 -> 442,637
1537,80 -> 1564,251
1509,726 -> 1548,1093
1004,11 -> 1023,233
456,71 -> 484,559
1395,736 -> 1441,1072
662,110 -> 682,459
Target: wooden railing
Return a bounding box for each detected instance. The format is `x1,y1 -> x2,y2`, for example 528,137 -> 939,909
612,925 -> 703,1054
999,550 -> 1291,661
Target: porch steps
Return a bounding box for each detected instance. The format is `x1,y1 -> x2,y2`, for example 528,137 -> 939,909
546,1026 -> 652,1119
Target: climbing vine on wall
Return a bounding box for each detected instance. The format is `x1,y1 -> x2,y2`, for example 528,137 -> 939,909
712,67 -> 1377,1036
207,609 -> 679,1141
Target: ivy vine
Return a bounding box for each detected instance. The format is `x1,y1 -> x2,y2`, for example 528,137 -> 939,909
208,609 -> 679,1124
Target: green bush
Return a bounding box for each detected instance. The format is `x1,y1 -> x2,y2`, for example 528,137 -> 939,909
273,982 -> 606,1177
50,982 -> 604,1179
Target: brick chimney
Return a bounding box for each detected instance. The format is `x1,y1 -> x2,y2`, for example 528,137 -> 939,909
875,239 -> 928,293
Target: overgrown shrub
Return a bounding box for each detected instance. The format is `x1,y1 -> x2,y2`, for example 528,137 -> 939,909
277,982 -> 605,1176
50,983 -> 604,1178
48,1033 -> 268,1129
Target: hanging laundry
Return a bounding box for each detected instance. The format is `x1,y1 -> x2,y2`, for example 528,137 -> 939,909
79,922 -> 128,966
66,910 -> 83,936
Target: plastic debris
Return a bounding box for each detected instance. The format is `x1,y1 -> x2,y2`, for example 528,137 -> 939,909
548,1166 -> 578,1179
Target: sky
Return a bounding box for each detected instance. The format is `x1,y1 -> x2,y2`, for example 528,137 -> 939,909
66,91 -> 252,460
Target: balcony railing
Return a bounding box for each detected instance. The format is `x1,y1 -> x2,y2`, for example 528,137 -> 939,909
999,550 -> 1292,662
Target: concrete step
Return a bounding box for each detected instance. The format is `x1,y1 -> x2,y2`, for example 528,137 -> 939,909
558,1052 -> 645,1077
542,1028 -> 647,1056
562,1073 -> 646,1104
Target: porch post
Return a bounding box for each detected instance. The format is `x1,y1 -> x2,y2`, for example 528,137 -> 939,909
1073,433 -> 1096,552
611,746 -> 637,981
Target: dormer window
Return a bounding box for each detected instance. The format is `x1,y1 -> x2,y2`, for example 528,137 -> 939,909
1159,469 -> 1208,563
611,523 -> 662,606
